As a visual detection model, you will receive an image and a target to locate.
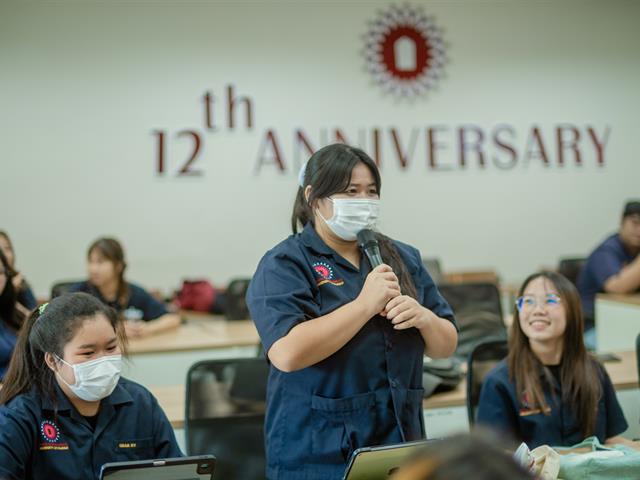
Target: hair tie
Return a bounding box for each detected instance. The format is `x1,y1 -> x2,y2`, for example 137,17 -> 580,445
38,303 -> 49,315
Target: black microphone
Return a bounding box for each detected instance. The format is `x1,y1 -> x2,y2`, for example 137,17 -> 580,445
357,229 -> 384,268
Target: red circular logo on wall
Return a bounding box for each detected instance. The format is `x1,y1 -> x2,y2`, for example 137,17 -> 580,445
363,4 -> 447,97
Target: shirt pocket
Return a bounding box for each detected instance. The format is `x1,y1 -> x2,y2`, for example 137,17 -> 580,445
310,391 -> 377,464
113,437 -> 155,460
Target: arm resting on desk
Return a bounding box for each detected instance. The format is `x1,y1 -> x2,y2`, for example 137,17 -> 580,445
604,256 -> 640,294
605,436 -> 640,449
125,314 -> 181,338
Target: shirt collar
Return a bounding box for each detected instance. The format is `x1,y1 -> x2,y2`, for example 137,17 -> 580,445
300,222 -> 334,256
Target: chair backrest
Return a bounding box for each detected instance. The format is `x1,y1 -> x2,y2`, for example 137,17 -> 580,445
224,278 -> 251,321
422,257 -> 443,284
438,282 -> 506,361
185,357 -> 269,480
466,338 -> 509,426
50,280 -> 82,299
557,257 -> 587,287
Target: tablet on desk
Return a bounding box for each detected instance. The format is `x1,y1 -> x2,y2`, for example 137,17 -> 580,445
100,455 -> 215,480
342,440 -> 431,480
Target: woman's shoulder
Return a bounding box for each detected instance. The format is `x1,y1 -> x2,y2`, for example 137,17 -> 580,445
258,233 -> 310,265
69,280 -> 90,291
126,282 -> 151,297
116,377 -> 159,404
1,387 -> 42,419
483,359 -> 512,386
389,238 -> 422,263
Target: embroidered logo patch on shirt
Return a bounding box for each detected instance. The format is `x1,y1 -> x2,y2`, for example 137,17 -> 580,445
518,392 -> 552,417
312,261 -> 344,287
39,420 -> 69,451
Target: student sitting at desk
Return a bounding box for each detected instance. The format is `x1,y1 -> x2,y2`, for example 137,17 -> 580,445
577,200 -> 640,344
0,230 -> 37,311
0,249 -> 26,381
0,293 -> 183,480
476,271 -> 630,449
70,237 -> 180,338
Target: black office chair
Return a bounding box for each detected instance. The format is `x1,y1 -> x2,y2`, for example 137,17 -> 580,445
224,278 -> 252,321
438,282 -> 506,361
50,280 -> 82,299
557,257 -> 586,287
466,338 -> 509,426
422,257 -> 443,285
185,357 -> 269,480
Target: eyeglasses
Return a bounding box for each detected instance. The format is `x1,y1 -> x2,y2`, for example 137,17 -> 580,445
516,294 -> 562,311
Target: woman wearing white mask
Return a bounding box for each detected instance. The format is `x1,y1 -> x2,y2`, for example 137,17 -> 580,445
247,143 -> 458,480
0,292 -> 182,480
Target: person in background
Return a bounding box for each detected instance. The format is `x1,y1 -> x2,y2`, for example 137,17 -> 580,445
0,249 -> 26,380
0,292 -> 182,479
70,237 -> 180,338
391,433 -> 533,480
246,144 -> 457,479
476,271 -> 630,449
0,231 -> 37,311
577,200 -> 640,345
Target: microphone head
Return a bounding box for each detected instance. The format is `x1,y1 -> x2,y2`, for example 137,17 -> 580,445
357,229 -> 378,249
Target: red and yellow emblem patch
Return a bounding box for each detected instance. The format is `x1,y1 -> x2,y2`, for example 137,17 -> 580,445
313,261 -> 344,287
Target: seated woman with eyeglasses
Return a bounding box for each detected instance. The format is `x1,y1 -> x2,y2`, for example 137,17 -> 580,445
476,271 -> 630,448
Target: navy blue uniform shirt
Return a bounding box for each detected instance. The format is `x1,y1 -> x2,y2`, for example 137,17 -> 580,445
0,377 -> 183,480
476,359 -> 628,449
577,233 -> 638,322
0,320 -> 18,379
70,281 -> 168,321
246,224 -> 456,480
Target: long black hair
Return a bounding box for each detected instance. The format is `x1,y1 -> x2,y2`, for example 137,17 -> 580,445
0,292 -> 127,407
292,143 -> 417,298
0,249 -> 22,332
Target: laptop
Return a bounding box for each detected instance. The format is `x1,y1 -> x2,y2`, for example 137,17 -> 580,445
342,440 -> 431,480
100,455 -> 215,480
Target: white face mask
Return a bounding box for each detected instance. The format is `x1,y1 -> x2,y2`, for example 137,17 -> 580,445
55,354 -> 122,402
318,198 -> 380,241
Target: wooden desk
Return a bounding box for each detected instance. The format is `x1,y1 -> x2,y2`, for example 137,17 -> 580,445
153,351 -> 639,440
595,294 -> 640,352
123,313 -> 260,386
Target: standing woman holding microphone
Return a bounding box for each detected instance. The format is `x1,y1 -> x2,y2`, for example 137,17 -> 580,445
246,143 -> 458,479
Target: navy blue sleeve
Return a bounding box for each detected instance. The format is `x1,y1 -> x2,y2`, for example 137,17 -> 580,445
246,251 -> 320,354
475,367 -> 520,437
600,368 -> 628,438
0,402 -> 37,479
149,392 -> 184,458
17,283 -> 37,310
588,246 -> 625,291
129,285 -> 168,321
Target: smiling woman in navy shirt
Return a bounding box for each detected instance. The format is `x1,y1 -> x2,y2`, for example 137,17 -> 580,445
0,292 -> 182,480
71,237 -> 180,338
476,271 -> 629,449
246,143 -> 458,479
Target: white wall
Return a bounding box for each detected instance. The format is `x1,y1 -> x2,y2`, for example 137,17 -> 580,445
1,0 -> 639,298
